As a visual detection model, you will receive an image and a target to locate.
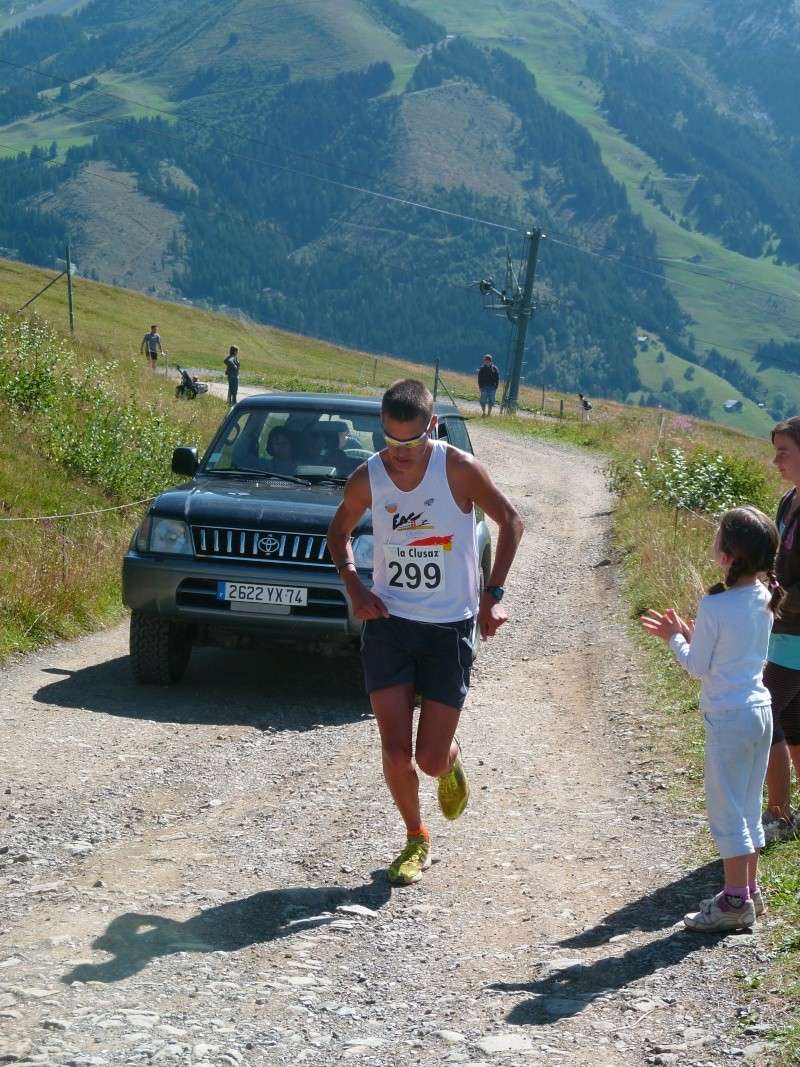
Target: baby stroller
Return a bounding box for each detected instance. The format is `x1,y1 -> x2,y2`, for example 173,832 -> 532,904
175,365 -> 208,400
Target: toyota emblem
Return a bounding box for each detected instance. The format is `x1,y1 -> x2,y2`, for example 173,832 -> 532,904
258,535 -> 280,555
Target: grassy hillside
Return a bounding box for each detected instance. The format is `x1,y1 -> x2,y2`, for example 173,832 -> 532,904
1,256 -> 778,665
631,337 -> 769,437
0,256 -> 494,660
409,0 -> 800,423
0,256 -> 479,396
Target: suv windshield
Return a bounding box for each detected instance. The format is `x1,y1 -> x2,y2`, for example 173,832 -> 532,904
202,406 -> 385,480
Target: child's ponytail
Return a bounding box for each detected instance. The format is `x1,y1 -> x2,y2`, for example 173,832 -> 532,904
708,555 -> 751,596
766,569 -> 785,615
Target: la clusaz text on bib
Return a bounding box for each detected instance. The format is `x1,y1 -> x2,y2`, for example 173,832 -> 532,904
367,441 -> 479,624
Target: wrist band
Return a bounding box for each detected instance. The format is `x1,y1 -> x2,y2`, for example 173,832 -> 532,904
337,561 -> 356,575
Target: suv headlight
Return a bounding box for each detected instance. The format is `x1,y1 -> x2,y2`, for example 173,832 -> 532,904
133,515 -> 152,552
149,517 -> 193,555
351,534 -> 373,570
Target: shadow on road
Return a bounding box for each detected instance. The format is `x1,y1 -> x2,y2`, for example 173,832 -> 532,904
62,870 -> 391,984
35,647 -> 370,731
490,861 -> 742,1025
559,860 -> 723,948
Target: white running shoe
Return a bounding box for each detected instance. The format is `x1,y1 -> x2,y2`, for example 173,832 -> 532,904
700,890 -> 765,918
684,894 -> 756,933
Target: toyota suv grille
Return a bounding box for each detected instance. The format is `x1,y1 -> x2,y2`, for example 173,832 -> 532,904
192,526 -> 334,568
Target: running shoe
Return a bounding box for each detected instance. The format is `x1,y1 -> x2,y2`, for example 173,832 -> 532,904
684,894 -> 756,933
388,834 -> 431,886
437,747 -> 470,821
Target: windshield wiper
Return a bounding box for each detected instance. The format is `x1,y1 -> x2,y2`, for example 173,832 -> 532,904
203,468 -> 311,485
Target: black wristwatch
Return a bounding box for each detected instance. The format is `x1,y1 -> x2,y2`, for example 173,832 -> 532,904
484,584 -> 505,601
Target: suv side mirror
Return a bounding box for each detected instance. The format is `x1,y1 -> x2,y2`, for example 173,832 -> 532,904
172,446 -> 199,477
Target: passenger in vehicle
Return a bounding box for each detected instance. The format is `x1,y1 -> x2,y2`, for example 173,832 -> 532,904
323,421 -> 361,473
266,426 -> 296,475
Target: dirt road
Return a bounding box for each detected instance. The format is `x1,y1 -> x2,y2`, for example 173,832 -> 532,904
0,426 -> 776,1067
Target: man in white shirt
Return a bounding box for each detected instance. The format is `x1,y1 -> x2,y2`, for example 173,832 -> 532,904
328,379 -> 523,886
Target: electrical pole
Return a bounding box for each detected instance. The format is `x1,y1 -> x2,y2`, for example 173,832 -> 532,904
475,226 -> 546,415
65,243 -> 75,334
502,228 -> 542,414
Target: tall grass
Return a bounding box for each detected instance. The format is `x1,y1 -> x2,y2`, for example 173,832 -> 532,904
0,311 -> 221,657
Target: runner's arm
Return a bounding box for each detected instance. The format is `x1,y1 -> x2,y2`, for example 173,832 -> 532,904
327,467 -> 389,620
452,451 -> 523,638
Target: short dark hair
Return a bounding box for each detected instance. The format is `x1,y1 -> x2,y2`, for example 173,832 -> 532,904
382,379 -> 433,423
772,415 -> 800,447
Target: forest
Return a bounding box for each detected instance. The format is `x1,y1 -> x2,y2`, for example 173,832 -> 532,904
586,44 -> 800,262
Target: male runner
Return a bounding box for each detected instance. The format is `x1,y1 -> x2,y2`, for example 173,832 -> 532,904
327,379 -> 523,886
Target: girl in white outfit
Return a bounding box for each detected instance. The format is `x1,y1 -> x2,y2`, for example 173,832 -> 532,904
642,506 -> 781,932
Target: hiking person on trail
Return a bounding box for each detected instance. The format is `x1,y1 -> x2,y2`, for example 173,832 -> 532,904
578,393 -> 592,422
224,345 -> 241,406
641,506 -> 780,932
140,325 -> 163,372
762,416 -> 800,843
477,354 -> 500,417
327,379 -> 523,887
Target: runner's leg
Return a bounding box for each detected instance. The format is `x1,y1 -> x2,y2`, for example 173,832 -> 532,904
370,683 -> 420,832
415,699 -> 460,778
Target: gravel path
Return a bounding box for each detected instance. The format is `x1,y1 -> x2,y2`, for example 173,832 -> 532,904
0,425 -> 777,1067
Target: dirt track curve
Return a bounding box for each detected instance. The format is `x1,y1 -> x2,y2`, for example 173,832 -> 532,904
1,424 -> 778,1067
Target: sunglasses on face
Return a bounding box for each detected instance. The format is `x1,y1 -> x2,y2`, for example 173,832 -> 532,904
382,420 -> 433,449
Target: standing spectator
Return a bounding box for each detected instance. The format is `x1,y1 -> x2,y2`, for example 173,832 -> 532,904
762,416 -> 800,841
140,324 -> 163,372
641,506 -> 780,931
224,345 -> 241,406
478,354 -> 500,417
578,393 -> 592,422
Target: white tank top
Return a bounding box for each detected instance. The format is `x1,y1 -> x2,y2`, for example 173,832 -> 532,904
367,440 -> 479,623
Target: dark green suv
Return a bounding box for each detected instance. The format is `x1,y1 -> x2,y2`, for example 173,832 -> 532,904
122,393 -> 492,684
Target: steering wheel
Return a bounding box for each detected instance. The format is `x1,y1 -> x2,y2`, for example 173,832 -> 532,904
344,448 -> 374,460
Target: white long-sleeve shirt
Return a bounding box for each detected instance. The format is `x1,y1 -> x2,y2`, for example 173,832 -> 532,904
668,583 -> 773,713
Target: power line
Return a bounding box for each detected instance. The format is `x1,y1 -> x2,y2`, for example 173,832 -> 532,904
0,55 -> 518,235
10,52 -> 800,321
4,80 -> 799,368
1,133 -> 788,369
547,230 -> 800,317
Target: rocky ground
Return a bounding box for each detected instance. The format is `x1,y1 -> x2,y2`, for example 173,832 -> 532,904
0,425 -> 781,1067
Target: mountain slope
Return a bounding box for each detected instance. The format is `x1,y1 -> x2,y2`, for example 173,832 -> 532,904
0,0 -> 792,432
408,0 -> 799,430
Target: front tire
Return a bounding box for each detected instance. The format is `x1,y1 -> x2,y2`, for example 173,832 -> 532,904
130,611 -> 191,685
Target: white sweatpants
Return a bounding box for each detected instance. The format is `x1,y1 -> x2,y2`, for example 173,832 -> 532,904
703,704 -> 772,858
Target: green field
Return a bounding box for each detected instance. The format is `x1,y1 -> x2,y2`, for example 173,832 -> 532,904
632,337 -> 773,436
0,73 -> 177,160
410,0 -> 800,415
